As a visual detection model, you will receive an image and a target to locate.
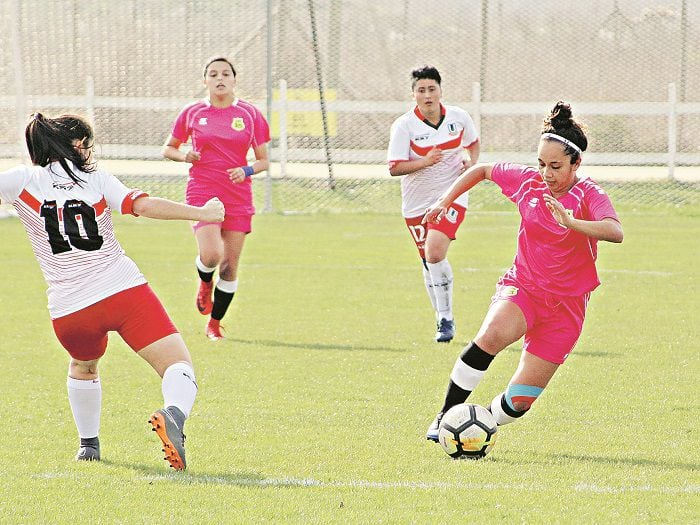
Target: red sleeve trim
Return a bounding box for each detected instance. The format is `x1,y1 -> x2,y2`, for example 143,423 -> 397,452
121,190 -> 149,216
463,137 -> 479,149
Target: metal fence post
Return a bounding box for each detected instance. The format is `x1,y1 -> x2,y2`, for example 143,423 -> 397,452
667,82 -> 677,181
279,79 -> 288,178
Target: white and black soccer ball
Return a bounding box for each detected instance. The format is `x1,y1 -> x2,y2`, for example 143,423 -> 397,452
438,403 -> 498,460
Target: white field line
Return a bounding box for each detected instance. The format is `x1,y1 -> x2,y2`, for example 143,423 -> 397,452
28,471 -> 697,494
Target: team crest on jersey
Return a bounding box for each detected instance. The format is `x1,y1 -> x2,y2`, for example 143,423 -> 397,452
445,206 -> 459,223
231,117 -> 245,131
447,123 -> 459,136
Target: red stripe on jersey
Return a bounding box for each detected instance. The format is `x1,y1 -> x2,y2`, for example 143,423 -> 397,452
463,137 -> 479,149
18,189 -> 41,213
409,130 -> 464,156
94,197 -> 107,217
121,190 -> 149,216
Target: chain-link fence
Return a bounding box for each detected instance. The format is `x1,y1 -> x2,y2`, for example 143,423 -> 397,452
1,0 -> 698,213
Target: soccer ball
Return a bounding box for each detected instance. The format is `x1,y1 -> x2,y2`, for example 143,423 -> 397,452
438,403 -> 498,460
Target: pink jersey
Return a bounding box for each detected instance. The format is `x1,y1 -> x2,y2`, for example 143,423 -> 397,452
490,162 -> 619,296
170,98 -> 270,215
0,163 -> 147,318
388,104 -> 479,218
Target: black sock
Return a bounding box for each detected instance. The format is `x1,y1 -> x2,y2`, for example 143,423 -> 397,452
80,436 -> 99,448
439,341 -> 495,414
198,268 -> 214,283
211,288 -> 235,321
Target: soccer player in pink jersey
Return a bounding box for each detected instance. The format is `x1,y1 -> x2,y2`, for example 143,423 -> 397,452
163,56 -> 270,341
388,66 -> 480,343
0,113 -> 225,469
421,102 -> 624,442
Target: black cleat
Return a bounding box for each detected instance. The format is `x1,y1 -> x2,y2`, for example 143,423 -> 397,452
435,318 -> 455,343
75,436 -> 100,461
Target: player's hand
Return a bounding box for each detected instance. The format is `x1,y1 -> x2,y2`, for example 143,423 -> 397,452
543,193 -> 571,228
425,146 -> 443,166
200,197 -> 225,222
422,204 -> 446,224
183,150 -> 201,163
227,167 -> 247,184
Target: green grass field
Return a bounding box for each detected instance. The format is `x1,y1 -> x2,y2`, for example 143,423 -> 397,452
0,205 -> 698,524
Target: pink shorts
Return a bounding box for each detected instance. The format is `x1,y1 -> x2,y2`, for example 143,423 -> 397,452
187,187 -> 253,233
52,284 -> 179,361
492,273 -> 590,364
404,203 -> 466,259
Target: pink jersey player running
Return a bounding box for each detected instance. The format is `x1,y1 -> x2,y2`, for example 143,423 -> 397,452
422,102 -> 624,443
0,113 -> 225,469
388,66 -> 480,343
163,56 -> 271,341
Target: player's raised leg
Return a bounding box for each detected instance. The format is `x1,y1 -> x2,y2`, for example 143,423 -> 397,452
194,225 -> 223,317
139,334 -> 197,471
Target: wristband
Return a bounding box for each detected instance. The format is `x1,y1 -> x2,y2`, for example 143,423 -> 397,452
242,166 -> 255,177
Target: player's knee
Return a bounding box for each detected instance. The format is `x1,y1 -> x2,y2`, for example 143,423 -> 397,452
69,358 -> 99,379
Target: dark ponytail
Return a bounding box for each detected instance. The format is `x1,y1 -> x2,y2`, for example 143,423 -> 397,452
25,113 -> 97,185
541,101 -> 588,162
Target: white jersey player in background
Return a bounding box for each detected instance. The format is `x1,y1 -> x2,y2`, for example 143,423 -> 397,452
0,113 -> 224,470
388,66 -> 480,343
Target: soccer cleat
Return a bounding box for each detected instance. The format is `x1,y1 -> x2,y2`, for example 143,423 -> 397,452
75,437 -> 100,462
435,318 -> 455,343
426,412 -> 444,442
205,318 -> 225,341
148,407 -> 186,471
196,280 -> 214,315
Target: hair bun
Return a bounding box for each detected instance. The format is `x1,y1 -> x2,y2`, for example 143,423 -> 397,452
550,101 -> 573,127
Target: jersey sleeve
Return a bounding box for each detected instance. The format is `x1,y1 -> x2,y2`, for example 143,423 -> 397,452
387,118 -> 410,163
490,162 -> 533,202
170,106 -> 192,143
252,106 -> 271,147
583,182 -> 619,222
97,170 -> 148,215
0,165 -> 32,204
459,109 -> 479,147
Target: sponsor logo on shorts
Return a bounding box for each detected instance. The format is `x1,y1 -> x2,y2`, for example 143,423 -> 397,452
231,117 -> 245,131
445,206 -> 459,224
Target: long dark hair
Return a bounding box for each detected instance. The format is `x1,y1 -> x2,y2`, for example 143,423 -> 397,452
25,113 -> 96,185
541,101 -> 588,163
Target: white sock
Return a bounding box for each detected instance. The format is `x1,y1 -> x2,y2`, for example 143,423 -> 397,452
422,265 -> 439,314
490,393 -> 519,426
195,255 -> 217,274
67,377 -> 101,439
162,362 -> 198,419
215,278 -> 239,293
427,259 -> 454,321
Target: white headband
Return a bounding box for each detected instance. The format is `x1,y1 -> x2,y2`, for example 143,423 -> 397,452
541,133 -> 582,155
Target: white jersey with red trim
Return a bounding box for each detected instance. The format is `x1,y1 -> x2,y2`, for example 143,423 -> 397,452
388,104 -> 479,218
0,162 -> 148,318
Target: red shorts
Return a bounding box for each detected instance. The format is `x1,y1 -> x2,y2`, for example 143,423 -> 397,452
193,214 -> 252,233
404,203 -> 467,259
187,186 -> 253,233
492,272 -> 590,364
52,284 -> 179,361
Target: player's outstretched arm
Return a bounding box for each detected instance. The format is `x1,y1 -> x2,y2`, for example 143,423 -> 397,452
422,163 -> 494,223
542,194 -> 623,242
133,196 -> 224,223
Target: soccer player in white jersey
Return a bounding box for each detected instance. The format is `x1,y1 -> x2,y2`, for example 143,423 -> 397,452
0,113 -> 224,470
388,66 -> 480,343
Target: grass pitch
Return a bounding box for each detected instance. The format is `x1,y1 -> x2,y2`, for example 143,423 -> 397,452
0,205 -> 698,524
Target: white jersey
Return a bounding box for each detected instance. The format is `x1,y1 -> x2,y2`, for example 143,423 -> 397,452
388,104 -> 479,218
0,162 -> 148,318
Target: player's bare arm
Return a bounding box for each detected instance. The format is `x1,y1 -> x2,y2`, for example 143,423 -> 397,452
422,163 -> 494,223
162,135 -> 201,163
543,194 -> 623,242
389,146 -> 443,176
133,196 -> 225,222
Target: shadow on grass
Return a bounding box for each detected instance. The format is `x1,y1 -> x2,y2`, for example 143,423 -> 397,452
495,451 -> 699,472
227,337 -> 404,353
101,459 -> 320,487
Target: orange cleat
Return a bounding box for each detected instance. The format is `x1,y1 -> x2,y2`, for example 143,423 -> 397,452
196,280 -> 214,315
148,407 -> 186,471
